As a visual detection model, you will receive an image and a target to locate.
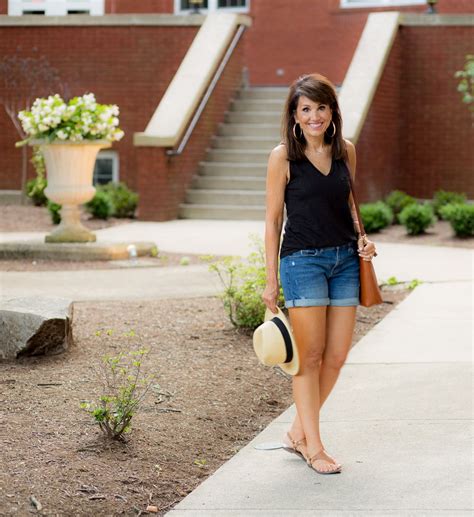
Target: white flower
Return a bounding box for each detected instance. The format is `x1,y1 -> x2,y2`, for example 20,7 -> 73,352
57,130 -> 68,140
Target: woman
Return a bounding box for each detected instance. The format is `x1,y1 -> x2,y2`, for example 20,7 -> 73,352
262,73 -> 376,475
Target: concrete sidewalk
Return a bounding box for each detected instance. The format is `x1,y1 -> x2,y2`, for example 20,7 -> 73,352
1,220 -> 473,514
166,280 -> 473,516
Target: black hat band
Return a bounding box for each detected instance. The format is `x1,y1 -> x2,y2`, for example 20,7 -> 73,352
270,317 -> 293,364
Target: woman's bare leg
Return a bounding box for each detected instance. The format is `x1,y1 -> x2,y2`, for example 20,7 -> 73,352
284,306 -> 339,471
288,306 -> 356,457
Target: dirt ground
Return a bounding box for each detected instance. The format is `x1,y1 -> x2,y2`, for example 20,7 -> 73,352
0,291 -> 407,516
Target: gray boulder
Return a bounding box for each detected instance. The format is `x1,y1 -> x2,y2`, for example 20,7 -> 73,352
0,297 -> 73,360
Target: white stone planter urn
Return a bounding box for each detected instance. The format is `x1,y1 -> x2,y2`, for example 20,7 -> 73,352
31,139 -> 111,243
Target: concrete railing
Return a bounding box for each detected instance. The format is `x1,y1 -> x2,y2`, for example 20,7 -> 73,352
133,12 -> 251,149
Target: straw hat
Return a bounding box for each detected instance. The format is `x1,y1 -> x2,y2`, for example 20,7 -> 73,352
253,306 -> 300,376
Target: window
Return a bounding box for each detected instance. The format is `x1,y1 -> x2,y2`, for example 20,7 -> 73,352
175,0 -> 249,14
8,0 -> 104,16
341,0 -> 425,7
93,151 -> 119,186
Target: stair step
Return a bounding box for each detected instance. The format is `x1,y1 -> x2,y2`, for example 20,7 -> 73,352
179,203 -> 265,220
198,162 -> 267,177
206,149 -> 269,163
238,87 -> 288,101
185,189 -> 265,206
192,176 -> 266,190
218,123 -> 281,138
212,135 -> 279,150
225,111 -> 282,124
231,99 -> 284,112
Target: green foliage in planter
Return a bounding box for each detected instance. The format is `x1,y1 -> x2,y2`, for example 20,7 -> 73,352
439,203 -> 474,237
47,200 -> 61,225
205,234 -> 285,330
80,348 -> 154,440
359,202 -> 393,233
399,203 -> 435,235
85,190 -> 114,220
384,190 -> 416,223
26,146 -> 47,206
432,190 -> 467,219
98,182 -> 138,218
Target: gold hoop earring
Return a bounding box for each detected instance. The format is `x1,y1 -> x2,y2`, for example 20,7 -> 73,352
326,121 -> 336,138
293,123 -> 303,140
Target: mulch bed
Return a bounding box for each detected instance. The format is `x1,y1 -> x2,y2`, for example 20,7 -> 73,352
0,290 -> 407,516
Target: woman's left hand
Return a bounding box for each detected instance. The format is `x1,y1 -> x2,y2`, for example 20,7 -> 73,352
357,234 -> 377,262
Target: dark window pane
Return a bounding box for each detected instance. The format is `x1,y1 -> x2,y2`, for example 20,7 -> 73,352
180,0 -> 209,8
23,10 -> 46,14
217,0 -> 247,7
67,10 -> 90,14
93,158 -> 114,185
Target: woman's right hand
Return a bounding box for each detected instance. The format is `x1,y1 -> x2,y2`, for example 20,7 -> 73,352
262,281 -> 280,314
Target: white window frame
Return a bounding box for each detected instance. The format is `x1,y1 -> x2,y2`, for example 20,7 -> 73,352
8,0 -> 104,16
341,0 -> 425,8
174,0 -> 250,15
93,150 -> 119,186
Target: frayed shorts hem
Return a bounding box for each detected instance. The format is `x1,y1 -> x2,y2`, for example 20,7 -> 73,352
284,297 -> 359,308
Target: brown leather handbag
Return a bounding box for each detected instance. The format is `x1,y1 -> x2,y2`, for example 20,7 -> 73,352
347,173 -> 383,307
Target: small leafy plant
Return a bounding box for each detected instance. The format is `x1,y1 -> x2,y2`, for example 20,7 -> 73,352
359,202 -> 393,233
26,146 -> 47,206
205,234 -> 285,330
454,54 -> 474,112
399,203 -> 435,235
85,189 -> 114,219
47,200 -> 61,224
98,182 -> 138,218
384,190 -> 416,223
81,348 -> 154,440
439,203 -> 474,237
432,190 -> 467,219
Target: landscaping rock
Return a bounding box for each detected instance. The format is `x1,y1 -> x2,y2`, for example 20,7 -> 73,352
0,297 -> 73,360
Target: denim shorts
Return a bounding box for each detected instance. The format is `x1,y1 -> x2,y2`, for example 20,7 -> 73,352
279,241 -> 360,308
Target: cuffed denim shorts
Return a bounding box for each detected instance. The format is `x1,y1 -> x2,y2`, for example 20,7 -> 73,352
279,241 -> 360,308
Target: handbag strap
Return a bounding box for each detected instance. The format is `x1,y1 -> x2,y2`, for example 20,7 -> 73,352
345,160 -> 366,238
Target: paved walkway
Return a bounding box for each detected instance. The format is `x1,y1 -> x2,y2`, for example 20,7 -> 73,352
1,221 -> 473,515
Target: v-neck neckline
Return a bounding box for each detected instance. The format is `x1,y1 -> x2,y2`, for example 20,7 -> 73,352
304,155 -> 333,177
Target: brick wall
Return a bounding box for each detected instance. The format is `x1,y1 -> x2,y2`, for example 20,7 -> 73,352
398,25 -> 474,198
104,0 -> 173,14
355,36 -> 402,201
0,24 -> 198,190
355,24 -> 473,201
136,33 -> 246,220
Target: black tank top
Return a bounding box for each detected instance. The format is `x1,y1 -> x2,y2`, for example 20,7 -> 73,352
280,157 -> 357,259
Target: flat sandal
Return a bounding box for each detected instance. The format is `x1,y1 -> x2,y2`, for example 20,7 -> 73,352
282,431 -> 307,461
306,449 -> 342,475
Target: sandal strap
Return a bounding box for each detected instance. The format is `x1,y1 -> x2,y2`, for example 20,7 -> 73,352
307,449 -> 341,471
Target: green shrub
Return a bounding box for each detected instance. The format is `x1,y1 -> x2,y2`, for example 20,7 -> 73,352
384,190 -> 417,223
85,189 -> 114,219
359,202 -> 393,233
399,203 -> 435,235
47,200 -> 61,225
80,348 -> 154,440
205,234 -> 285,330
26,146 -> 48,206
99,182 -> 138,218
26,176 -> 47,206
439,203 -> 474,237
432,190 -> 467,219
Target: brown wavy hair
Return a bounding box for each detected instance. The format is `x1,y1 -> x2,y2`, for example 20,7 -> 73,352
281,73 -> 347,162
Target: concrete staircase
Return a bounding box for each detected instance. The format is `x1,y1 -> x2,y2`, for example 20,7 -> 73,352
179,87 -> 287,220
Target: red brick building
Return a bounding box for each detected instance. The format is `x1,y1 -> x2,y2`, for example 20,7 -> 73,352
0,0 -> 473,219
